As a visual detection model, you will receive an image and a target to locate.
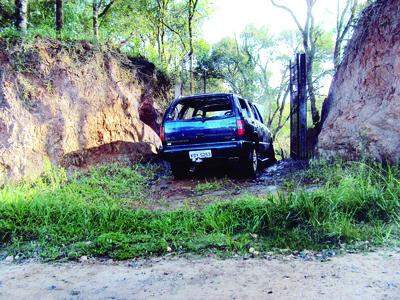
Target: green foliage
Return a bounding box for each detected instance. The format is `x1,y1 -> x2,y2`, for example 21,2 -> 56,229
194,179 -> 224,193
0,0 -> 14,28
197,25 -> 278,101
1,0 -> 210,81
0,160 -> 399,261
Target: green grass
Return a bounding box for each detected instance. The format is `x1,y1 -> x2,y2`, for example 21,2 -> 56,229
0,160 -> 399,261
0,26 -> 98,44
194,179 -> 225,194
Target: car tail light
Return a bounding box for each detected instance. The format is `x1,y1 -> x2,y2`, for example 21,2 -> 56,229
160,126 -> 165,142
236,119 -> 245,136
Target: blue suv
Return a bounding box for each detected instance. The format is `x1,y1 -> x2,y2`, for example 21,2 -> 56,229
159,93 -> 275,178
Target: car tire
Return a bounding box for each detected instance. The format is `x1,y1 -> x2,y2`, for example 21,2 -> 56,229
170,163 -> 188,179
266,143 -> 277,167
240,147 -> 258,179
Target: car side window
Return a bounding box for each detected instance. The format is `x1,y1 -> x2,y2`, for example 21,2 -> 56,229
181,107 -> 195,119
254,106 -> 264,124
239,98 -> 251,119
169,103 -> 183,120
249,103 -> 260,122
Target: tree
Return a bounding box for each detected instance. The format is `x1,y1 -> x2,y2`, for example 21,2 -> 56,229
0,0 -> 15,28
197,36 -> 258,99
334,0 -> 358,70
15,0 -> 28,31
187,0 -> 199,94
93,0 -> 99,39
271,0 -> 362,126
55,0 -> 64,36
271,0 -> 321,126
152,0 -> 171,62
197,26 -> 300,139
92,0 -> 116,39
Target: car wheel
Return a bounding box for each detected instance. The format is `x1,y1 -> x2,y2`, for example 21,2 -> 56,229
241,147 -> 258,178
266,143 -> 277,167
170,163 -> 188,179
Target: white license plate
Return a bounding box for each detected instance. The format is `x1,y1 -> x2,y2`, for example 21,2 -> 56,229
189,150 -> 212,161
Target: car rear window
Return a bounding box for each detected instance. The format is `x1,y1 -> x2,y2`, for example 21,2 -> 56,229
167,97 -> 233,121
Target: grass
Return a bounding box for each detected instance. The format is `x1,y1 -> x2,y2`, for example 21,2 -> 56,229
194,179 -> 226,194
0,160 -> 399,261
0,26 -> 98,44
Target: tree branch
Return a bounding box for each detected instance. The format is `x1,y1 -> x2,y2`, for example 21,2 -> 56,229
271,0 -> 305,35
98,0 -> 115,18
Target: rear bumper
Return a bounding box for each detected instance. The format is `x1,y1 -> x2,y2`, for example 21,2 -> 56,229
159,141 -> 253,163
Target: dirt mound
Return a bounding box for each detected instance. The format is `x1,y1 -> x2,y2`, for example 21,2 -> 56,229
317,0 -> 400,163
0,39 -> 172,184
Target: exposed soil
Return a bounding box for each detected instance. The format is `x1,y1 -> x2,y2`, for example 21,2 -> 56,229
143,159 -> 311,211
1,250 -> 399,299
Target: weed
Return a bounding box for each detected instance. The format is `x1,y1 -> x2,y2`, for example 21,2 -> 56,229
0,160 -> 399,261
194,180 -> 224,194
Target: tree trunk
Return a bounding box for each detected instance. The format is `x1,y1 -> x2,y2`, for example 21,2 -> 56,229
188,21 -> 194,94
15,0 -> 28,31
306,56 -> 320,125
334,0 -> 358,70
271,0 -> 321,126
55,0 -> 64,36
188,0 -> 197,94
333,42 -> 341,70
93,0 -> 99,40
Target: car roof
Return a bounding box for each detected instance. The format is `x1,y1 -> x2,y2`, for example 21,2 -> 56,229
172,93 -> 253,104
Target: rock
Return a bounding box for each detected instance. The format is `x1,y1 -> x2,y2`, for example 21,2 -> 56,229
4,256 -> 13,262
166,246 -> 172,252
318,0 -> 400,163
0,39 -> 171,184
128,261 -> 138,268
248,247 -> 255,254
79,256 -> 88,263
70,290 -> 80,296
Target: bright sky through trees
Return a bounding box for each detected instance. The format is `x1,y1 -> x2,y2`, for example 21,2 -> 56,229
203,0 -> 365,43
202,0 -> 365,94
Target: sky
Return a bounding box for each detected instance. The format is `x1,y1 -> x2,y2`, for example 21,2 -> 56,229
201,0 -> 365,92
202,0 -> 356,43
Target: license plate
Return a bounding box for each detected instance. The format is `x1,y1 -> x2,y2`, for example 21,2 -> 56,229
189,150 -> 212,161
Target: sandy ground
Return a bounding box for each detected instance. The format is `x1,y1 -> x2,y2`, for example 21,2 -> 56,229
1,250 -> 399,300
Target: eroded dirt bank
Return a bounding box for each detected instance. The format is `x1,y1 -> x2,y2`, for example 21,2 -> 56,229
0,39 -> 171,185
1,250 -> 399,300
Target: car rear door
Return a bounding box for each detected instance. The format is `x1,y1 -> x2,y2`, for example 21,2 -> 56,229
248,102 -> 268,157
163,95 -> 237,146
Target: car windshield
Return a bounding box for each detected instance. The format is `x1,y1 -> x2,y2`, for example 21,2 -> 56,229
167,97 -> 233,121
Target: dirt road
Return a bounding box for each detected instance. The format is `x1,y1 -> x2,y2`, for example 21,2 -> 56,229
145,160 -> 310,211
1,250 -> 399,300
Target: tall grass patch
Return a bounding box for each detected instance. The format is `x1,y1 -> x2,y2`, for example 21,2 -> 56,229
0,160 -> 399,261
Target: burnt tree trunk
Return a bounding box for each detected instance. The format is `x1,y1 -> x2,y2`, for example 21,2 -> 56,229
55,0 -> 64,36
188,19 -> 194,94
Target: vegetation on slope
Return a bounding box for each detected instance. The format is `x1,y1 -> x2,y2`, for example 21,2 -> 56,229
0,160 -> 398,261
